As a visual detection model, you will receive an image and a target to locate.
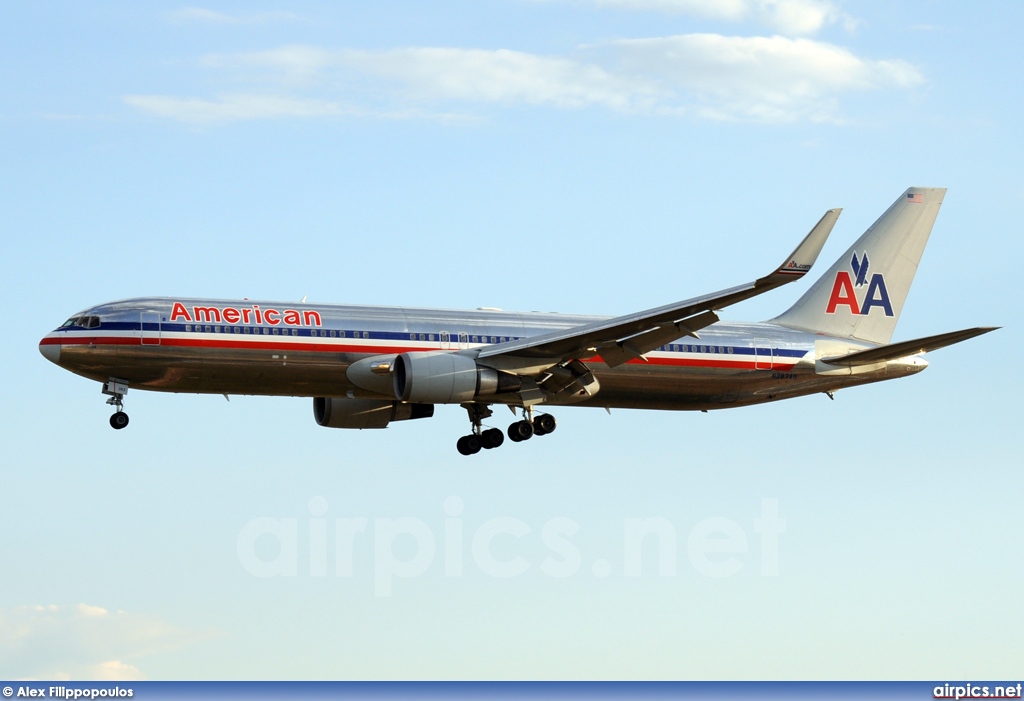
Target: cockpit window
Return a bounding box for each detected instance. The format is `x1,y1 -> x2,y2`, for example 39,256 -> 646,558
60,315 -> 101,328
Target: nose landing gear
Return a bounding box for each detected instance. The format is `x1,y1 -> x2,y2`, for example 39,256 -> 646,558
102,379 -> 130,430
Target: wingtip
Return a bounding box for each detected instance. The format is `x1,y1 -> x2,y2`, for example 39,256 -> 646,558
771,206 -> 840,277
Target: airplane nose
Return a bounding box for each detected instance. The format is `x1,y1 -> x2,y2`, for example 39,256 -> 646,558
39,338 -> 61,364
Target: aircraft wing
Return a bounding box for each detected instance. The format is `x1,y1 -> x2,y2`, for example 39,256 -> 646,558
476,208 -> 841,369
821,326 -> 999,367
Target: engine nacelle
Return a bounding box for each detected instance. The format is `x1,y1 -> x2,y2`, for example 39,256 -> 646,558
392,352 -> 521,404
313,397 -> 434,429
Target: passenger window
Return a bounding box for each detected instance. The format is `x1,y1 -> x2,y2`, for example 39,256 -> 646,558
185,324 -> 192,332
428,334 -> 435,341
339,330 -> 346,338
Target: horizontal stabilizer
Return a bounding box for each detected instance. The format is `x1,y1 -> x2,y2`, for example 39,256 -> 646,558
821,327 -> 998,367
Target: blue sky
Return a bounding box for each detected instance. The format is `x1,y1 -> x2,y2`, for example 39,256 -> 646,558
1,0 -> 1021,680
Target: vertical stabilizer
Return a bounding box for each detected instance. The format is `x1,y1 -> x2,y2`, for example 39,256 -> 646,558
771,187 -> 945,344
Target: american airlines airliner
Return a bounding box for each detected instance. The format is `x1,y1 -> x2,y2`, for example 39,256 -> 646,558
39,188 -> 995,454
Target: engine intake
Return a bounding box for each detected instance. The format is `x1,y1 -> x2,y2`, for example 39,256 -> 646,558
392,352 -> 521,404
313,397 -> 433,429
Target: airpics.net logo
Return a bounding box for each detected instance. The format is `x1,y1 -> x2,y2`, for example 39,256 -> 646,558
236,497 -> 786,596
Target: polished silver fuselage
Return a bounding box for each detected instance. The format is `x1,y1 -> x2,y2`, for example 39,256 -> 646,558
39,297 -> 926,411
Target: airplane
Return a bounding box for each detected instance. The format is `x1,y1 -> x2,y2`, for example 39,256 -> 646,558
39,187 -> 996,455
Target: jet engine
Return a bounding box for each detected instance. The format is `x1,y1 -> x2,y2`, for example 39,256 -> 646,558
313,397 -> 434,429
392,352 -> 521,404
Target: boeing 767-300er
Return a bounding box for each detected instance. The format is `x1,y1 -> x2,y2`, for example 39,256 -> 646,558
40,188 -> 996,455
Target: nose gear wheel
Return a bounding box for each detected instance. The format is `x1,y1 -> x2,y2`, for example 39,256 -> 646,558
102,379 -> 130,430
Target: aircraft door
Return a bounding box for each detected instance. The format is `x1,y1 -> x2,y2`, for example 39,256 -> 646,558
141,312 -> 161,345
440,331 -> 451,350
458,333 -> 469,350
754,338 -> 773,370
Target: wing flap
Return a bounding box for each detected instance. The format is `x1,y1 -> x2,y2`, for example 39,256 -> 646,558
597,310 -> 721,368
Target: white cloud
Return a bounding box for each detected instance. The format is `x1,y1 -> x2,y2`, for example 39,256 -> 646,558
608,34 -> 923,121
202,45 -> 660,109
0,604 -> 211,680
124,93 -> 477,124
90,661 -> 146,681
337,47 -> 662,111
165,7 -> 298,25
560,0 -> 855,35
125,34 -> 923,125
124,93 -> 349,123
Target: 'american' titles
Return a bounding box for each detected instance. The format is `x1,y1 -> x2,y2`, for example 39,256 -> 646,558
169,302 -> 322,327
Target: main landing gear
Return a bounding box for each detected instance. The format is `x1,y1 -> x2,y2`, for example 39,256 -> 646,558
457,404 -> 502,456
102,379 -> 130,430
457,404 -> 556,456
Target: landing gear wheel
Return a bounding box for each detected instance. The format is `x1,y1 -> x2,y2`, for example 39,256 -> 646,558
534,413 -> 556,435
109,412 -> 129,430
481,427 -> 505,449
509,420 -> 534,442
457,435 -> 482,456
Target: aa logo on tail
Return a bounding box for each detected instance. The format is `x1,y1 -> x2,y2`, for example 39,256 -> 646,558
825,252 -> 894,316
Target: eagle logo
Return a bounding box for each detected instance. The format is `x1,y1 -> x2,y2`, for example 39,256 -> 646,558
851,252 -> 870,287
